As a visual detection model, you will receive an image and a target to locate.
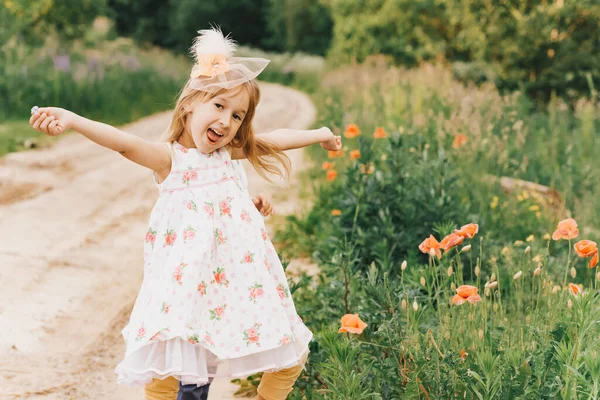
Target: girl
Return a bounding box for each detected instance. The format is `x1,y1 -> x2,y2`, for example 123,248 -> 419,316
29,28 -> 341,400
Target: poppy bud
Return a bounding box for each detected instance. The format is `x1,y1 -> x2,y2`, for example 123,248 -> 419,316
412,299 -> 419,311
568,299 -> 573,309
570,267 -> 576,278
490,273 -> 496,282
447,266 -> 453,277
513,271 -> 522,280
533,267 -> 542,277
460,245 -> 471,253
401,260 -> 407,271
474,266 -> 480,277
524,246 -> 531,254
401,299 -> 407,310
552,285 -> 561,294
420,276 -> 426,286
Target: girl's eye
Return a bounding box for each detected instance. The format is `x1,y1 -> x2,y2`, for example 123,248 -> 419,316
215,103 -> 223,109
234,114 -> 241,121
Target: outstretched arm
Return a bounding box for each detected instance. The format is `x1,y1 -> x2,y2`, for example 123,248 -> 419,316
30,107 -> 171,174
230,127 -> 342,159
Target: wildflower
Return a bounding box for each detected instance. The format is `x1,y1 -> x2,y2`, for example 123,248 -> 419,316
452,134 -> 468,149
359,163 -> 375,174
454,223 -> 479,239
322,161 -> 334,170
543,233 -> 551,240
569,283 -> 582,296
331,209 -> 342,216
524,246 -> 531,254
440,233 -> 464,252
533,267 -> 542,277
574,240 -> 599,268
513,271 -> 522,280
474,266 -> 480,277
526,234 -> 535,242
328,150 -> 344,158
326,170 -> 338,181
552,218 -> 579,241
490,196 -> 499,209
373,127 -> 388,139
413,299 -> 419,311
338,314 -> 367,334
570,267 -> 576,278
420,276 -> 426,286
349,149 -> 361,160
460,245 -> 472,253
447,266 -> 453,277
514,240 -> 524,246
419,235 -> 442,259
344,124 -> 361,139
531,255 -> 542,263
452,285 -> 481,305
401,260 -> 407,271
460,350 -> 468,360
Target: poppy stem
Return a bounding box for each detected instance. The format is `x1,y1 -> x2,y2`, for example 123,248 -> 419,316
563,240 -> 572,288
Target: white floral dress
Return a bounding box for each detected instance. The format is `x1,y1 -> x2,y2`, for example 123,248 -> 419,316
115,141 -> 312,386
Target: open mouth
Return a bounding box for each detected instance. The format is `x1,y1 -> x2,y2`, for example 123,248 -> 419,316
206,127 -> 224,145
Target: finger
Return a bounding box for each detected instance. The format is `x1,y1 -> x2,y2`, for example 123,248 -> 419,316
48,120 -> 60,135
32,113 -> 47,130
37,107 -> 52,116
40,115 -> 55,133
29,112 -> 41,125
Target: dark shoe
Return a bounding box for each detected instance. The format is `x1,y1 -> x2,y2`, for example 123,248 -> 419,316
177,382 -> 211,400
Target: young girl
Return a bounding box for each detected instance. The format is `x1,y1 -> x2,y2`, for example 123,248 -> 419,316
29,28 -> 340,400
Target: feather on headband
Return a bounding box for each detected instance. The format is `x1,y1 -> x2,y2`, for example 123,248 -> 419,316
188,27 -> 269,93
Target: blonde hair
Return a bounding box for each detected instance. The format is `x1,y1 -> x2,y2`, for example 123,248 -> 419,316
162,79 -> 291,182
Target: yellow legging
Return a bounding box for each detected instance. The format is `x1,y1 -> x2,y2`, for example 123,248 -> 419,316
144,352 -> 309,400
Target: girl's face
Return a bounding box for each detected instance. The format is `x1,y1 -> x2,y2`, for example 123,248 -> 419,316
185,87 -> 250,154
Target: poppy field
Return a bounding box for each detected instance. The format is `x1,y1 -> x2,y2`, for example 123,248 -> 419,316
279,63 -> 600,399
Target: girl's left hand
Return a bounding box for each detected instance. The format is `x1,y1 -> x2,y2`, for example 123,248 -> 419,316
252,194 -> 274,216
319,127 -> 342,151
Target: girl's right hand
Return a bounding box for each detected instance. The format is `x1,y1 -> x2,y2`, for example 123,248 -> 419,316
29,107 -> 75,136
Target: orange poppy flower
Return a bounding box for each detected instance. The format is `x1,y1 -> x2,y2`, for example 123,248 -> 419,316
552,218 -> 579,241
328,150 -> 344,158
460,350 -> 468,360
418,235 -> 442,259
331,209 -> 342,216
455,223 -> 479,239
359,163 -> 375,175
373,127 -> 388,139
440,233 -> 465,252
451,294 -> 465,305
322,161 -> 334,170
326,170 -> 338,181
574,240 -> 598,258
590,252 -> 599,269
452,134 -> 468,149
338,313 -> 368,334
350,149 -> 361,160
344,124 -> 361,139
456,285 -> 478,298
569,283 -> 582,296
466,294 -> 482,304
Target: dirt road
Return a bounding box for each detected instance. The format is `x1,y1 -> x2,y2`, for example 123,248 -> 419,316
0,83 -> 316,399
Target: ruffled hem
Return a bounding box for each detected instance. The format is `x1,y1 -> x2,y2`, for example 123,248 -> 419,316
115,334 -> 312,387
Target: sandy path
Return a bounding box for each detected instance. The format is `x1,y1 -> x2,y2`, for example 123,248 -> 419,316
0,83 -> 316,400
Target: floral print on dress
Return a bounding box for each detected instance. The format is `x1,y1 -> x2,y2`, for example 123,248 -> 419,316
261,228 -> 268,241
188,334 -> 200,344
173,262 -> 187,286
276,284 -> 290,300
219,197 -> 233,218
161,302 -> 171,314
164,229 -> 177,247
264,254 -> 271,272
240,209 -> 252,223
214,228 -> 227,246
243,323 -> 262,347
204,332 -> 215,347
145,228 -> 157,247
210,267 -> 229,287
209,305 -> 227,321
183,226 -> 196,242
182,169 -> 198,185
241,251 -> 255,264
149,327 -> 171,341
135,323 -> 146,342
187,200 -> 198,212
278,333 -> 294,346
197,281 -> 207,296
248,283 -> 264,303
203,202 -> 215,217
